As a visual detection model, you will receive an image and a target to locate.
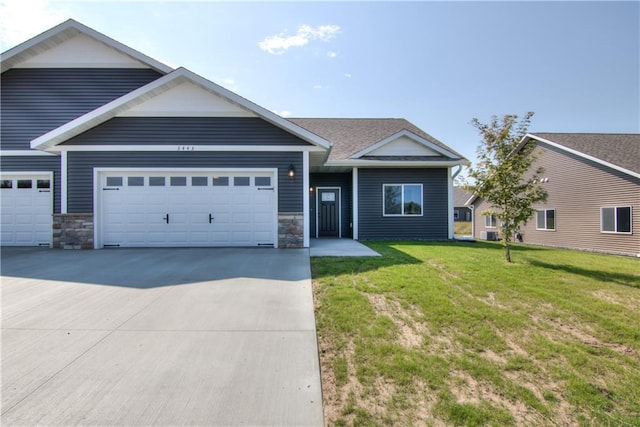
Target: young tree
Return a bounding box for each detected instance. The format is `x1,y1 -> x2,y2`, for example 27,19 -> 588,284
467,112 -> 547,262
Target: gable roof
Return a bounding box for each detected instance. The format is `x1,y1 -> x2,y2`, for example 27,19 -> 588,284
454,187 -> 474,207
527,133 -> 640,177
1,19 -> 172,74
30,67 -> 332,151
466,132 -> 640,206
288,118 -> 465,162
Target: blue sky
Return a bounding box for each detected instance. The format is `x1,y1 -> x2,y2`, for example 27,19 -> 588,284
1,0 -> 638,168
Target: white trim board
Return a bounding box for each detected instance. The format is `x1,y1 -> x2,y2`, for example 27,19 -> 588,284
1,150 -> 58,156
53,145 -> 326,153
351,130 -> 461,159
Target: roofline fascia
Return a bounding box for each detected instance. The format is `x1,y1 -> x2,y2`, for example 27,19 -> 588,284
525,133 -> 640,179
350,129 -> 461,159
325,159 -> 467,168
31,67 -> 333,151
1,19 -> 173,74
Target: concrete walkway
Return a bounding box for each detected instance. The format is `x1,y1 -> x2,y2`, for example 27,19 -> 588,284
309,239 -> 381,257
1,247 -> 323,426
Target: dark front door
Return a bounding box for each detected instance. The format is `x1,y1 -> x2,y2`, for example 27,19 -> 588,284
318,189 -> 339,237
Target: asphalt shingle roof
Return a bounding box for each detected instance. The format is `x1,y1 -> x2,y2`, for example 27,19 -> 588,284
454,187 -> 474,207
531,133 -> 640,175
288,118 -> 465,161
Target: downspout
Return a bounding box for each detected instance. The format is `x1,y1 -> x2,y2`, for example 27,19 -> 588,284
448,165 -> 462,240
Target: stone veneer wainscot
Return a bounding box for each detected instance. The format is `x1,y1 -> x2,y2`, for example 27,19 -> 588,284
53,213 -> 94,249
278,212 -> 304,248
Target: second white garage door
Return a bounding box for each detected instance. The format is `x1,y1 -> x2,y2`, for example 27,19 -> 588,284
99,171 -> 276,248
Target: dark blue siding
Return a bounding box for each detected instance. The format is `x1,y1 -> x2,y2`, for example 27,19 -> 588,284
62,117 -> 312,146
0,155 -> 61,213
67,151 -> 302,213
310,173 -> 352,238
358,168 -> 449,240
0,68 -> 162,150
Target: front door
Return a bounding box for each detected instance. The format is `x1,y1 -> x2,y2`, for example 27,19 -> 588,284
318,188 -> 339,237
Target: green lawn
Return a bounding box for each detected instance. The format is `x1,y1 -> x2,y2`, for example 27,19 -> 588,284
454,221 -> 473,236
311,241 -> 640,426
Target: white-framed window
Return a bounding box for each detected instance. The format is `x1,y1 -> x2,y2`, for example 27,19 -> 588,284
383,184 -> 423,216
601,206 -> 632,234
484,214 -> 497,228
536,209 -> 556,231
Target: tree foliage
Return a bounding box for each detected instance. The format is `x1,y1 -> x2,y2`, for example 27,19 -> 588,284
467,112 -> 547,262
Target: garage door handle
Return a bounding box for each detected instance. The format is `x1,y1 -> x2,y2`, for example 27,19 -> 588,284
163,214 -> 169,224
209,214 -> 214,223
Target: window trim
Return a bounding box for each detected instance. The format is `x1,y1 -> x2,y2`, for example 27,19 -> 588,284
382,183 -> 423,217
484,214 -> 497,229
536,208 -> 556,231
601,206 -> 632,234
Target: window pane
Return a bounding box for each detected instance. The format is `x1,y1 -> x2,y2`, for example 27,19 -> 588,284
17,179 -> 32,189
602,207 -> 615,232
234,176 -> 250,186
536,210 -> 545,229
1,180 -> 13,189
403,184 -> 422,215
384,185 -> 402,215
211,176 -> 229,186
192,176 -> 208,186
170,176 -> 187,186
128,177 -> 144,186
36,179 -> 50,189
546,210 -> 555,230
617,207 -> 631,233
106,177 -> 123,186
149,177 -> 165,186
255,176 -> 271,186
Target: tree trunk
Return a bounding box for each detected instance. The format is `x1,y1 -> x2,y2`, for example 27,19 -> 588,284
504,241 -> 511,263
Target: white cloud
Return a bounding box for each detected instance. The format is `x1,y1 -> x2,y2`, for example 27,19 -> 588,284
344,73 -> 352,78
277,110 -> 293,117
327,51 -> 337,58
0,0 -> 68,49
312,84 -> 324,89
259,24 -> 340,55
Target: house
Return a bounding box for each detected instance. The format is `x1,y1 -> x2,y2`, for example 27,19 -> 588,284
468,133 -> 640,256
0,19 -> 467,249
453,187 -> 473,222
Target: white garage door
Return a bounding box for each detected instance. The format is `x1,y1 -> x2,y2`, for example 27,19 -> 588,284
99,171 -> 277,248
0,173 -> 53,246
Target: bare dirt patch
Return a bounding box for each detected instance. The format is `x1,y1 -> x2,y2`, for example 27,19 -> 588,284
367,293 -> 427,348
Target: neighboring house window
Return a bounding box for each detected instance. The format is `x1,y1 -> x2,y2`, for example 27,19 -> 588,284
454,210 -> 460,220
484,214 -> 497,228
601,206 -> 632,234
383,184 -> 423,216
536,209 -> 556,231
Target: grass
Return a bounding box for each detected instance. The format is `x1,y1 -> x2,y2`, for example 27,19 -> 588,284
454,221 -> 472,236
311,241 -> 640,426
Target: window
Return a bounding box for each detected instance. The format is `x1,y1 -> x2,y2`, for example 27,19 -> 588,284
127,177 -> 144,186
17,179 -> 32,189
255,176 -> 271,186
192,176 -> 208,186
484,214 -> 497,228
1,180 -> 12,189
601,206 -> 632,233
106,177 -> 123,187
211,177 -> 229,186
536,209 -> 555,231
36,179 -> 50,189
234,176 -> 250,186
454,210 -> 460,220
383,184 -> 423,216
170,176 -> 187,186
149,176 -> 166,186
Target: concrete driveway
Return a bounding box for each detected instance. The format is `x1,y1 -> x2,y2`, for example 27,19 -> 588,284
1,247 -> 323,426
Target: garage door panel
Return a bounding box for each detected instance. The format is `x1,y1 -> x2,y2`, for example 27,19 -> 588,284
1,175 -> 53,247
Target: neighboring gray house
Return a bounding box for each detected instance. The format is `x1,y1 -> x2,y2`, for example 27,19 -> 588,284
453,187 -> 473,221
0,19 -> 466,249
468,133 -> 640,257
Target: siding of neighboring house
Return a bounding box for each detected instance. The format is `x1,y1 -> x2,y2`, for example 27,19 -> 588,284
310,172 -> 353,238
0,68 -> 162,150
0,156 -> 61,213
358,168 -> 449,240
62,117 -> 311,146
66,151 -> 303,214
454,207 -> 472,221
473,143 -> 640,256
